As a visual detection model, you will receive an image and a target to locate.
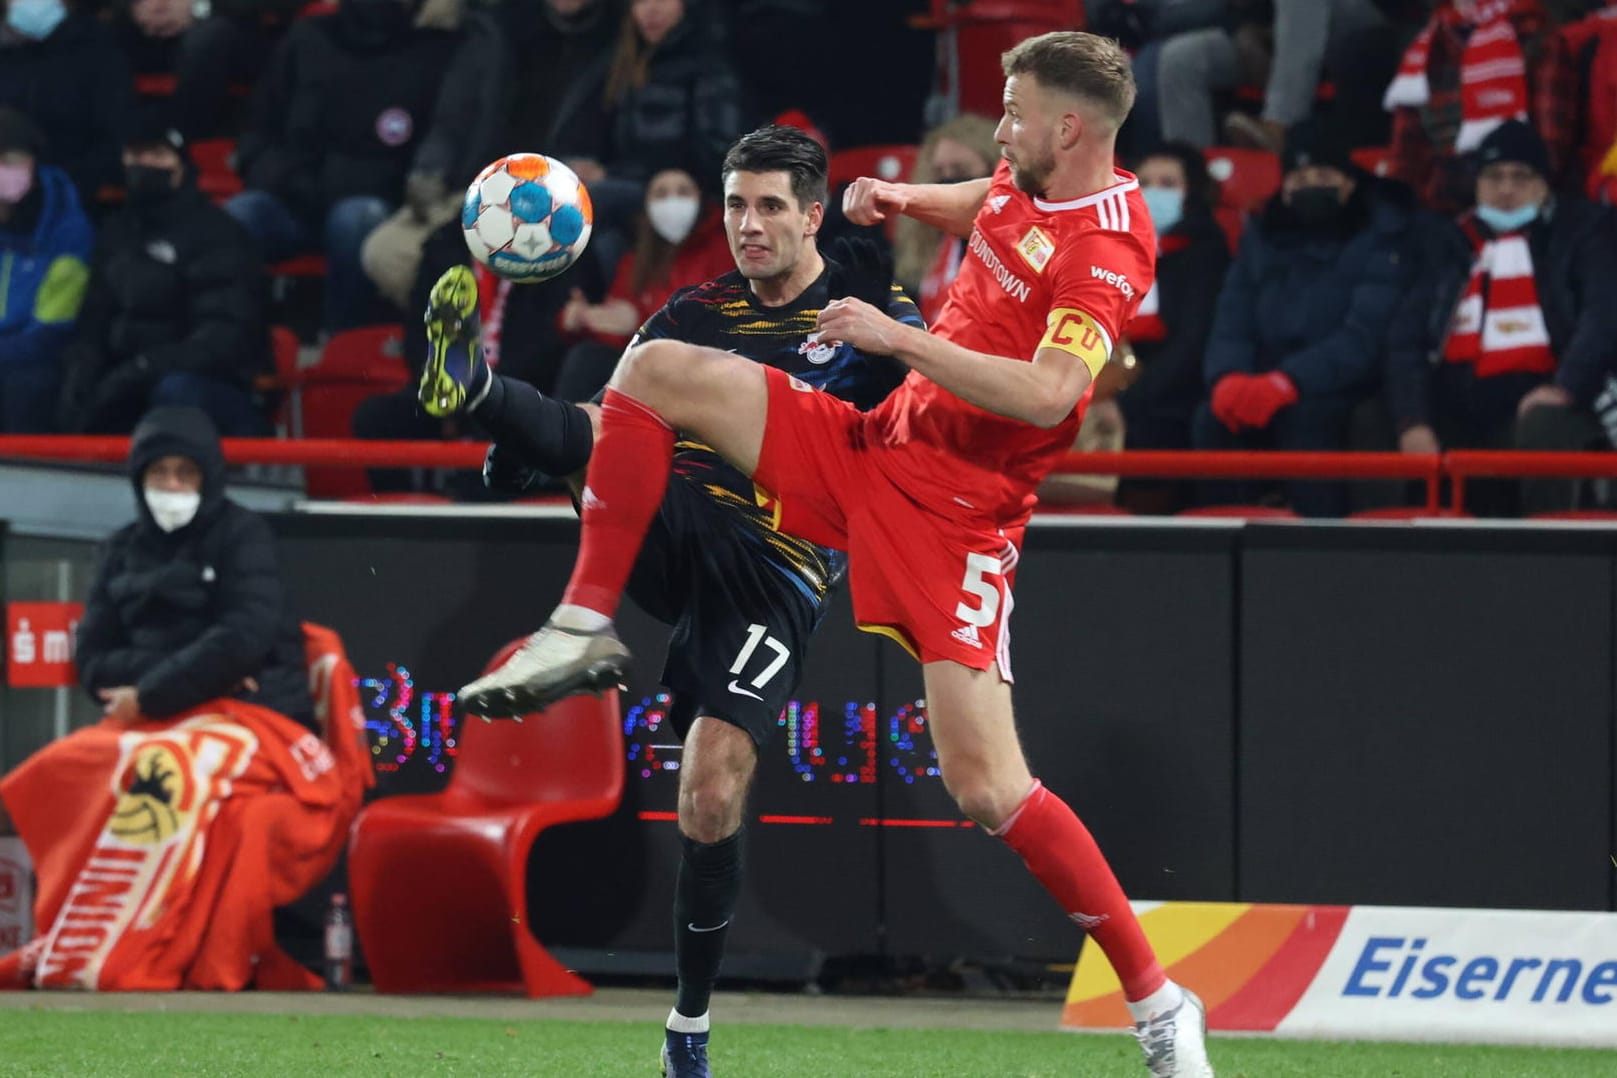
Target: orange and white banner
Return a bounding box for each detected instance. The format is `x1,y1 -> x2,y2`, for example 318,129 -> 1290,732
1064,901 -> 1617,1048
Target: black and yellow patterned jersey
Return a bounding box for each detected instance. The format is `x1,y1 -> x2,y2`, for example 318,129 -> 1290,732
636,260 -> 922,609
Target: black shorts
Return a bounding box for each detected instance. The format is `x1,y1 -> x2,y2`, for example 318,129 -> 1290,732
623,471 -> 821,748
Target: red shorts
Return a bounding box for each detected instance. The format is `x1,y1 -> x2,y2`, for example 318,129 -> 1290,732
752,366 -> 1023,676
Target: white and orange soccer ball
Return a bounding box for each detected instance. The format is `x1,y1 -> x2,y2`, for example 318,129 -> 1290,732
461,153 -> 593,284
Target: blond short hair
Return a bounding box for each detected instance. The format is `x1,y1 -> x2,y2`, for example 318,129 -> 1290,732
1002,31 -> 1136,129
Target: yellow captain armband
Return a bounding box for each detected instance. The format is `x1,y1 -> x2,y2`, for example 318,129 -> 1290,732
1038,308 -> 1113,378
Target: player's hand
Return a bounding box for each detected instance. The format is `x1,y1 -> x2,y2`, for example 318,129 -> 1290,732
98,686 -> 141,724
842,177 -> 909,226
816,296 -> 906,357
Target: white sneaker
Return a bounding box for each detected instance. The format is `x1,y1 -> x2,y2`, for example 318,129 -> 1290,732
1133,988 -> 1214,1077
457,621 -> 629,720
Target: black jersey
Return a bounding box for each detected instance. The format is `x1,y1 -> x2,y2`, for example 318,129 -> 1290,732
635,260 -> 921,608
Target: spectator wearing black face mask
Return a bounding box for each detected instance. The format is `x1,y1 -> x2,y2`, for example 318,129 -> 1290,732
57,113 -> 270,436
1191,120 -> 1417,516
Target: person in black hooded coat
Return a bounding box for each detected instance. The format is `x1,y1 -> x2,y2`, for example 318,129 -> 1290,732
74,406 -> 315,731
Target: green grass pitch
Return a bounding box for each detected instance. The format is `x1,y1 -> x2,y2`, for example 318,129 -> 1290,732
1,1012 -> 1615,1077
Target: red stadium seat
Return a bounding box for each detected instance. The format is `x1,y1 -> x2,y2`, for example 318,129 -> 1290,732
191,138 -> 243,201
299,326 -> 410,497
1179,505 -> 1301,519
347,642 -> 623,997
1350,146 -> 1392,178
1204,147 -> 1281,214
828,144 -> 920,191
271,254 -> 328,278
134,74 -> 177,98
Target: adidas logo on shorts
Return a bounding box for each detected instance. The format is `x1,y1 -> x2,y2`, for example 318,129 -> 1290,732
950,623 -> 982,649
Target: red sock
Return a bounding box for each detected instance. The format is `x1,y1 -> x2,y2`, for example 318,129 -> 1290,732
995,781 -> 1166,1001
560,388 -> 674,618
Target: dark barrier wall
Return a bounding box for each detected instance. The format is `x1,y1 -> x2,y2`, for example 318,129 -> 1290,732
269,513 -> 1617,968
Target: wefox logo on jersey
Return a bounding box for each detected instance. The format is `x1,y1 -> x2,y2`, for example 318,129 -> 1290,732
1089,266 -> 1135,299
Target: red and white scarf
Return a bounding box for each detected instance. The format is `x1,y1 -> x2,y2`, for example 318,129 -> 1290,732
1383,0 -> 1535,152
1443,218 -> 1554,377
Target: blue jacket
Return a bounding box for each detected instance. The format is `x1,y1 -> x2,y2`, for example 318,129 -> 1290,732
0,165 -> 92,368
1203,180 -> 1416,398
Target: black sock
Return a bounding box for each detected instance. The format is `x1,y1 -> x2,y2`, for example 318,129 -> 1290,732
672,829 -> 743,1020
472,374 -> 594,478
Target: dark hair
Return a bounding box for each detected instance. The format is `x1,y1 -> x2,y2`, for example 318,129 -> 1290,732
1132,141 -> 1217,213
721,125 -> 828,210
1001,31 -> 1136,129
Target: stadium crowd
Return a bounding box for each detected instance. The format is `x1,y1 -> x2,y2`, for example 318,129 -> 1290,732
2,0 -> 1616,515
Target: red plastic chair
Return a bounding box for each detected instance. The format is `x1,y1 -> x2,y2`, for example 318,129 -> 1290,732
348,641 -> 625,997
191,138 -> 243,201
828,144 -> 920,190
1350,146 -> 1392,178
1179,505 -> 1301,519
300,326 -> 409,497
1204,147 -> 1281,214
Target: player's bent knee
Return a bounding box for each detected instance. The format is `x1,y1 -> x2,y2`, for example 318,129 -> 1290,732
942,768 -> 1025,831
679,781 -> 747,843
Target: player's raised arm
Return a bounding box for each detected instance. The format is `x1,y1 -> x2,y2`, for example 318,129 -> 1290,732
815,297 -> 1102,429
842,176 -> 991,239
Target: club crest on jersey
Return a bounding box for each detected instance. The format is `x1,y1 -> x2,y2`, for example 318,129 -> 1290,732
798,333 -> 837,365
1016,226 -> 1055,274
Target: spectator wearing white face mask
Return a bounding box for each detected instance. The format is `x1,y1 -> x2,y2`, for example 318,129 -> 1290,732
552,165 -> 732,401
75,406 -> 315,730
1388,119 -> 1617,514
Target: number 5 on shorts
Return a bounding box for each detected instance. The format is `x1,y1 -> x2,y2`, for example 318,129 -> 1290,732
954,552 -> 1003,627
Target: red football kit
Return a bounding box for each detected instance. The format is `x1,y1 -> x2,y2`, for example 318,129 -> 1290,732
750,161 -> 1157,669
751,160 -> 1156,671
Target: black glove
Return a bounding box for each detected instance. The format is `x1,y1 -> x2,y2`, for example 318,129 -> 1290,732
80,358 -> 157,433
482,442 -> 543,494
827,236 -> 895,310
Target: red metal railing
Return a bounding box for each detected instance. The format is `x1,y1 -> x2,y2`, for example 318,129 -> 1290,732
3,439 -> 1615,515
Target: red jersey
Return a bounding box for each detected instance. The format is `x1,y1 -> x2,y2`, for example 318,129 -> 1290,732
869,159 -> 1156,522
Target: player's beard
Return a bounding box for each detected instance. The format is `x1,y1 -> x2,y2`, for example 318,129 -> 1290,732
1007,138 -> 1057,196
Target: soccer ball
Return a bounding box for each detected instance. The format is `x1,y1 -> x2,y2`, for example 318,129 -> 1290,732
461,153 -> 593,284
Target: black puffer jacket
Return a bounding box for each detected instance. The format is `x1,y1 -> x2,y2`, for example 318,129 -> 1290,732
235,6 -> 459,221
0,11 -> 132,202
75,408 -> 315,729
548,0 -> 742,184
62,182 -> 268,394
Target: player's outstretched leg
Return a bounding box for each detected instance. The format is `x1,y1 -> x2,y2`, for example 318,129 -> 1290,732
921,662 -> 1213,1077
419,264 -> 491,417
458,341 -> 768,717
